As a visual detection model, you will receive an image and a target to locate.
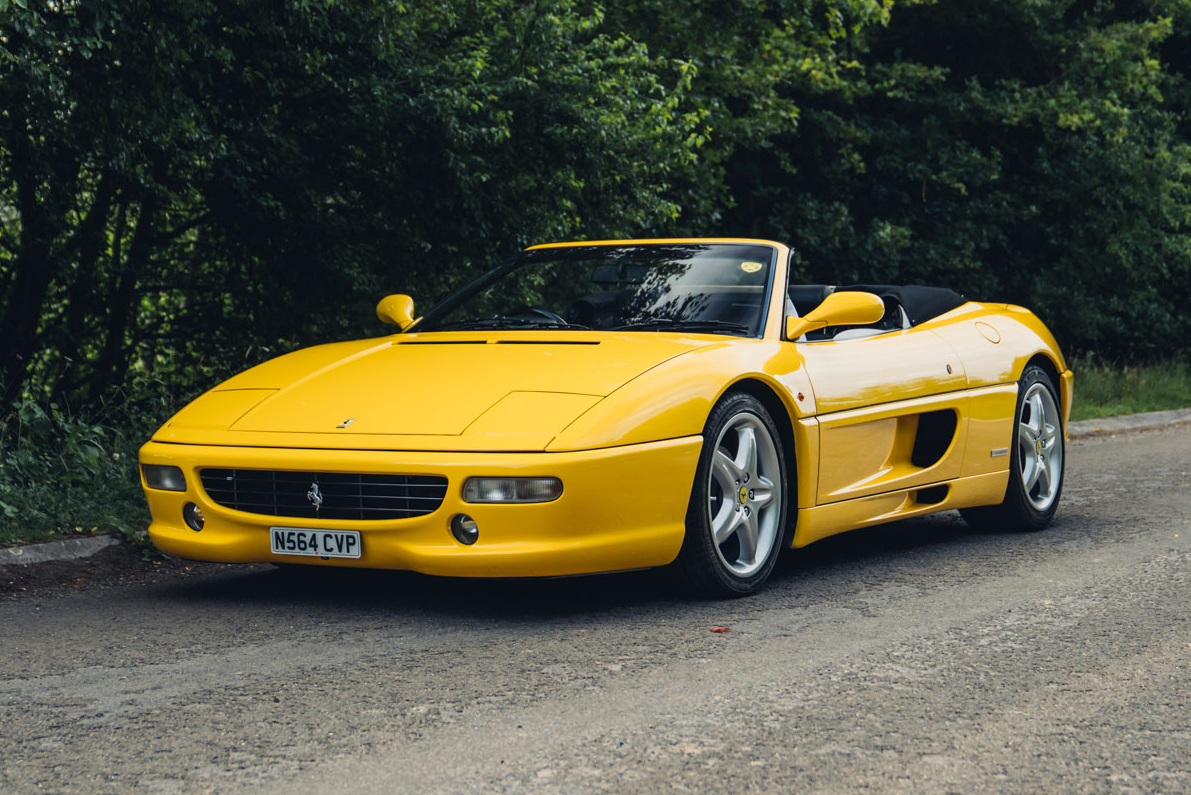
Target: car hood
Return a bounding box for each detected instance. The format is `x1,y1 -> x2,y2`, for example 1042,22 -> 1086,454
155,332 -> 715,451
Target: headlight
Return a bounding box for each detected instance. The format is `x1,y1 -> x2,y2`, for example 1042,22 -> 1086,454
142,464 -> 187,492
462,477 -> 562,504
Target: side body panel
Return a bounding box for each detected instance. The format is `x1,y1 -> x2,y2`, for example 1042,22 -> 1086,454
797,329 -> 967,415
549,340 -> 815,451
787,302 -> 1071,548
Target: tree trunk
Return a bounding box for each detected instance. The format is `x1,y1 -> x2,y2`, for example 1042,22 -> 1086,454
51,175 -> 118,400
88,197 -> 157,400
0,104 -> 87,402
0,123 -> 56,402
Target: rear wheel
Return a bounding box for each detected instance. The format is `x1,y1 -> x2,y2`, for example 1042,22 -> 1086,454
961,364 -> 1064,531
677,391 -> 789,597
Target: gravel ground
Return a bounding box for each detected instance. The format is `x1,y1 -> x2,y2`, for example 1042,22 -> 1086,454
1,425 -> 1188,794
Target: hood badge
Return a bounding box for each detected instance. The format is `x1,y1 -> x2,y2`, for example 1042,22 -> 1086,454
307,482 -> 324,512
336,418 -> 356,429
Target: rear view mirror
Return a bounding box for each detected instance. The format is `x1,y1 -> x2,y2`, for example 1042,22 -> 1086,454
590,262 -> 651,286
785,291 -> 886,340
376,294 -> 418,331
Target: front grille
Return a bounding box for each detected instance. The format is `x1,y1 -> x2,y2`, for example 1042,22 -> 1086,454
199,469 -> 448,521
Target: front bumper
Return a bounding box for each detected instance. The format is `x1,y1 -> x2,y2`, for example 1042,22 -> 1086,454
139,436 -> 701,578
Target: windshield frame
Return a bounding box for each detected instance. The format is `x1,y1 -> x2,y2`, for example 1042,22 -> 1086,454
412,242 -> 780,338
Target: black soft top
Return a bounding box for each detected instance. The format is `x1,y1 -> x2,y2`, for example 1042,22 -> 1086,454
835,284 -> 968,326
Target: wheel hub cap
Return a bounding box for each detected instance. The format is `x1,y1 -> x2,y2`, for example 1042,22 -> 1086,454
1017,382 -> 1063,511
708,412 -> 782,578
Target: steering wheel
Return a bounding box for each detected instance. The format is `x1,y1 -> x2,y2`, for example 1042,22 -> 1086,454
508,306 -> 568,325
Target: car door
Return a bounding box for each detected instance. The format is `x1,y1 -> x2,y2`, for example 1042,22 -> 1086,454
797,327 -> 971,505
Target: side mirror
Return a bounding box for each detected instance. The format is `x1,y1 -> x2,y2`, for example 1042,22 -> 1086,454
376,294 -> 418,331
785,291 -> 886,340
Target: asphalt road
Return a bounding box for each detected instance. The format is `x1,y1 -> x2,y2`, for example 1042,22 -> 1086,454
2,426 -> 1189,795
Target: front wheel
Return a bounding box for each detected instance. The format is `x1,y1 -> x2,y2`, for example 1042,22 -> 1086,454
961,364 -> 1065,532
677,391 -> 789,597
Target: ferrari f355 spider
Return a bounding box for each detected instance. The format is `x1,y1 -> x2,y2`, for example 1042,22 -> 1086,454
140,239 -> 1071,596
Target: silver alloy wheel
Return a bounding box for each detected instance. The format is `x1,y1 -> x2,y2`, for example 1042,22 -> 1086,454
707,411 -> 783,578
1017,381 -> 1063,511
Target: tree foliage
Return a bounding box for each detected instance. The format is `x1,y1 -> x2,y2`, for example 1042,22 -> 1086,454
711,0 -> 1191,357
1,0 -> 1189,418
606,0 -> 1191,357
0,0 -> 701,406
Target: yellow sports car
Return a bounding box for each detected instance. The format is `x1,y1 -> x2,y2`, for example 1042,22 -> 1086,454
139,238 -> 1071,596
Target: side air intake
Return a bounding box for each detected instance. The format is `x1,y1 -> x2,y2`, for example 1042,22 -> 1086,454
910,410 -> 958,469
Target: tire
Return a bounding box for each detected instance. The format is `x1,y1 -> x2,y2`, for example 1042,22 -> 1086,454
961,364 -> 1064,532
677,391 -> 789,597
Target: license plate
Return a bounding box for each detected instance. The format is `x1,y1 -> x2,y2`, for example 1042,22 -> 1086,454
270,527 -> 361,559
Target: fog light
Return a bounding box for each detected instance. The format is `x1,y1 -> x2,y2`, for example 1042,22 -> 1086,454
450,514 -> 479,545
183,502 -> 205,532
142,464 -> 186,492
462,477 -> 562,504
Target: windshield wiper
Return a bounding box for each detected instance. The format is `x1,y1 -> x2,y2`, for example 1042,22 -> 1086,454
434,316 -> 591,331
612,318 -> 751,335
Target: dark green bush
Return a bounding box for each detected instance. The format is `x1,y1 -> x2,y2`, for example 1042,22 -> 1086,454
0,399 -> 148,545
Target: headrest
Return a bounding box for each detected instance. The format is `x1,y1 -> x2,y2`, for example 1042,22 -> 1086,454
787,284 -> 835,316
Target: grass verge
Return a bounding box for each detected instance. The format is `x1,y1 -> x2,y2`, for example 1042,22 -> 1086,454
1070,359 -> 1191,422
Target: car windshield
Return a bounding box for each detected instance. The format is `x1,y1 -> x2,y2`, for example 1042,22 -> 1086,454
416,243 -> 777,337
